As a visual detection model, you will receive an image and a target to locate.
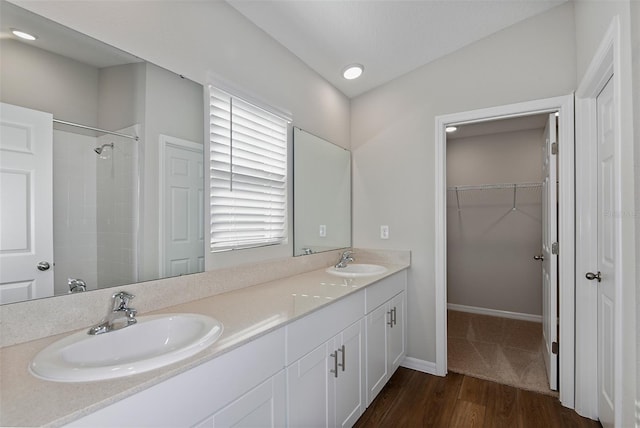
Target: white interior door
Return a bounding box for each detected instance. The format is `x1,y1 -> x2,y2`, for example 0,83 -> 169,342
0,102 -> 54,303
541,112 -> 558,391
594,76 -> 615,428
159,135 -> 204,277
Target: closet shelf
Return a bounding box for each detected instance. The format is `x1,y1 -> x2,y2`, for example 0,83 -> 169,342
447,182 -> 542,211
446,182 -> 542,192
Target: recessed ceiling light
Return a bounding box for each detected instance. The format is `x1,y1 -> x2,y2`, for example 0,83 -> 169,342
11,29 -> 37,41
342,64 -> 364,80
445,126 -> 458,133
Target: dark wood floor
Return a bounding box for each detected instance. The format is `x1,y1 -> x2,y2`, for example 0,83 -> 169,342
354,368 -> 601,428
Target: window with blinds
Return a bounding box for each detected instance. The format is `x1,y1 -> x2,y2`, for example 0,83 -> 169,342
208,86 -> 288,251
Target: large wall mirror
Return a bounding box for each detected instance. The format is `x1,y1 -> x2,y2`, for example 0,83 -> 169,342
0,0 -> 205,304
293,127 -> 351,256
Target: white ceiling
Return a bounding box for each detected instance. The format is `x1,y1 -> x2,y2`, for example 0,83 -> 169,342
227,0 -> 566,98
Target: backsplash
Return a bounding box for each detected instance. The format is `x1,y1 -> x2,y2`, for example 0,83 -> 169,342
0,248 -> 410,348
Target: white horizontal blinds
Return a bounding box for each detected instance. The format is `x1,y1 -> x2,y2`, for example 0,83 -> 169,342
209,87 -> 288,251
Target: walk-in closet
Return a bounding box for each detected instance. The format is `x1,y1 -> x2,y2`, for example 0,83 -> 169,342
445,113 -> 557,396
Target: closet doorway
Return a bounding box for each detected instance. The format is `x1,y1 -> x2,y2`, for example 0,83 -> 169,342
445,113 -> 556,395
434,94 -> 575,409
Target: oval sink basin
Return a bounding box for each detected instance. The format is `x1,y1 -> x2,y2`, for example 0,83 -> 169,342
30,313 -> 223,382
326,263 -> 388,278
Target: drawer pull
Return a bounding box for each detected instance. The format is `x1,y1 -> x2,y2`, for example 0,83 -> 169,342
330,351 -> 338,378
337,345 -> 346,372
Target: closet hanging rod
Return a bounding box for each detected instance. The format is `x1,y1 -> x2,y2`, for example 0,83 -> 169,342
446,182 -> 542,192
53,119 -> 139,141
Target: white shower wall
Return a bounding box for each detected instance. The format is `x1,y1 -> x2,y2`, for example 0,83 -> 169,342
96,125 -> 140,288
52,130 -> 98,294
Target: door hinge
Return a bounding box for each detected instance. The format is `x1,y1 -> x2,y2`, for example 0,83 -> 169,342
552,242 -> 559,255
552,341 -> 559,355
551,142 -> 558,155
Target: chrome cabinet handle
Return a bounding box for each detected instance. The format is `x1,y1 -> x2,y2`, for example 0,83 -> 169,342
585,271 -> 601,282
37,261 -> 51,271
392,307 -> 397,326
533,254 -> 544,261
387,310 -> 393,327
337,345 -> 345,372
330,351 -> 338,378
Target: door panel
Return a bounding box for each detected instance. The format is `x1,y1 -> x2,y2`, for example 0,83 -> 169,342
287,342 -> 330,427
388,292 -> 405,375
335,321 -> 363,428
0,103 -> 53,303
365,304 -> 388,405
161,136 -> 204,277
541,112 -> 558,391
596,76 -> 615,427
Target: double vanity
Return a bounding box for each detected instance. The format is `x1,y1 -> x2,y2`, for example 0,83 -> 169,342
0,250 -> 409,427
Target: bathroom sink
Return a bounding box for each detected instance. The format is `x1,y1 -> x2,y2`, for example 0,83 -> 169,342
326,263 -> 388,278
29,313 -> 223,382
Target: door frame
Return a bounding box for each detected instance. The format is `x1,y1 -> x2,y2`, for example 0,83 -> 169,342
434,94 -> 575,408
574,16 -> 622,421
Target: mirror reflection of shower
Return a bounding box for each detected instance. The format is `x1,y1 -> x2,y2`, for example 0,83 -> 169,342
94,142 -> 114,159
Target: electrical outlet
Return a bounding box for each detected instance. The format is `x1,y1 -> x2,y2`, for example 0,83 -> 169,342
380,225 -> 389,239
319,224 -> 327,237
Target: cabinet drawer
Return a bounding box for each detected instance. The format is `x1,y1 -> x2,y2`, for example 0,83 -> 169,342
286,290 -> 364,364
365,271 -> 406,313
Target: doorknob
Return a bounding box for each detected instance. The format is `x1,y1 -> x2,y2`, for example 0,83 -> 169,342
533,255 -> 544,261
585,271 -> 601,282
37,261 -> 51,271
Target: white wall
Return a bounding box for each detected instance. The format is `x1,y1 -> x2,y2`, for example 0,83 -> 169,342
141,63 -> 204,281
351,3 -> 576,363
0,39 -> 99,126
573,2 -> 637,425
52,130 -> 97,294
447,128 -> 543,316
11,0 -> 351,269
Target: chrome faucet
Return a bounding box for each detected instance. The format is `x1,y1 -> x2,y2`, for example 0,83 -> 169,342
88,291 -> 137,335
335,250 -> 354,268
68,278 -> 87,293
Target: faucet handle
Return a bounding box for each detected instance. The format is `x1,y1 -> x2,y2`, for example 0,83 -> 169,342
112,291 -> 135,311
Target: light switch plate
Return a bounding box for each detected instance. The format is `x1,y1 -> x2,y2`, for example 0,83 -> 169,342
319,224 -> 327,237
380,225 -> 389,239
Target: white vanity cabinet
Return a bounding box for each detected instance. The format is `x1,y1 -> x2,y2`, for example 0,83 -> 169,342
364,272 -> 406,406
63,268 -> 408,428
287,319 -> 364,428
286,290 -> 366,428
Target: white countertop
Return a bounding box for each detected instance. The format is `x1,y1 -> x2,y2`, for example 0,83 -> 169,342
0,262 -> 408,427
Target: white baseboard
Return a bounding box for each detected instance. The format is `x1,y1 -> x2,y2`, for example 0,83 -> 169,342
401,357 -> 439,376
447,303 -> 542,323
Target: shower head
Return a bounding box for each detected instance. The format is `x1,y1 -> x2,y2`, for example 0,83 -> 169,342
94,142 -> 114,155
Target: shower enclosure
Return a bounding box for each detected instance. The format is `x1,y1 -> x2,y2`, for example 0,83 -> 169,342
52,125 -> 140,294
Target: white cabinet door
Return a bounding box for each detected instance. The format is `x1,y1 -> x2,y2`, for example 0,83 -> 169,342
287,320 -> 365,428
387,292 -> 405,375
365,290 -> 406,406
365,303 -> 389,406
334,320 -> 364,428
202,370 -> 286,428
287,342 -> 331,428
